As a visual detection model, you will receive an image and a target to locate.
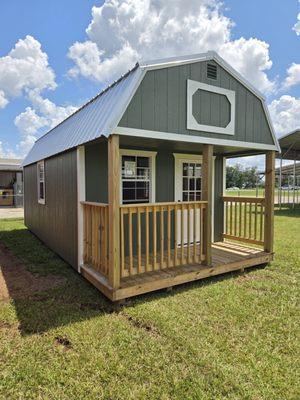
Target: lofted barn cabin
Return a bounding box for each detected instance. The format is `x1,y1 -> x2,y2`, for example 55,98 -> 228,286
23,51 -> 280,301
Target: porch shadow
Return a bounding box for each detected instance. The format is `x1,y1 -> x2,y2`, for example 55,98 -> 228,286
0,227 -> 268,335
0,228 -> 119,336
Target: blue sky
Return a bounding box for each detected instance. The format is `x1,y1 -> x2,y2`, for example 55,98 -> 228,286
0,0 -> 299,161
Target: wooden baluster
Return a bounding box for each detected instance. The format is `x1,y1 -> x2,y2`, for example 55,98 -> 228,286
129,208 -> 133,275
187,204 -> 191,264
174,205 -> 178,266
239,201 -> 242,238
137,208 -> 142,274
120,208 -> 125,278
243,201 -> 247,239
153,206 -> 157,270
167,206 -> 171,268
181,203 -> 184,265
230,201 -> 233,235
234,201 -> 237,237
254,202 -> 258,241
83,205 -> 87,264
200,205 -> 204,261
160,206 -> 164,269
260,203 -> 264,242
145,207 -> 149,271
193,203 -> 197,264
249,202 -> 252,239
104,206 -> 108,275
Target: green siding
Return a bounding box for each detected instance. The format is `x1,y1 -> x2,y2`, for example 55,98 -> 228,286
85,141 -> 108,203
24,150 -> 78,269
119,60 -> 274,146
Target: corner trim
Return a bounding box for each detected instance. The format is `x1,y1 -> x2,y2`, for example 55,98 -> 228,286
77,146 -> 86,273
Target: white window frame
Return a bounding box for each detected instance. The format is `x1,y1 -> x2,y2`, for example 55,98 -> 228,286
119,149 -> 157,204
37,160 -> 45,204
187,79 -> 236,135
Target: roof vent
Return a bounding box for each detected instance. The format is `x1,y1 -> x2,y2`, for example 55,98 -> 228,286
207,63 -> 217,80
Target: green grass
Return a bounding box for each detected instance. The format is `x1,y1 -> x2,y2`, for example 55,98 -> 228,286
226,188 -> 265,197
0,212 -> 299,399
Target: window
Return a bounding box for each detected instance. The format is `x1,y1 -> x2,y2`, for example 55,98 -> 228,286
37,160 -> 45,204
207,63 -> 217,79
120,150 -> 156,204
182,162 -> 202,201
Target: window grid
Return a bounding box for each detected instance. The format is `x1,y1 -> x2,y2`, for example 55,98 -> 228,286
182,162 -> 202,202
122,155 -> 151,204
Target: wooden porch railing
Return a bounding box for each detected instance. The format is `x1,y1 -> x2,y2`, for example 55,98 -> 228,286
222,196 -> 265,246
81,201 -> 109,277
119,201 -> 207,278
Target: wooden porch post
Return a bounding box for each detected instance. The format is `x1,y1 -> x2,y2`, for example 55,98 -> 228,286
202,144 -> 213,266
108,134 -> 120,289
264,151 -> 275,253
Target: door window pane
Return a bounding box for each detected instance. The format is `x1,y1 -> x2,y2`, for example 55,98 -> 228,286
181,161 -> 202,202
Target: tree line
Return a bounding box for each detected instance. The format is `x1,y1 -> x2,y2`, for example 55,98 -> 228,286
226,164 -> 261,189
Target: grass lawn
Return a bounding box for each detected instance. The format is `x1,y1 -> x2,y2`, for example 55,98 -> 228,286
0,210 -> 299,399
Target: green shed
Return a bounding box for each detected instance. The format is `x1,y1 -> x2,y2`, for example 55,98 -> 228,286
23,51 -> 280,301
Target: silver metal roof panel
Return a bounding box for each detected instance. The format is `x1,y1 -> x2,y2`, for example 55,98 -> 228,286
23,51 -> 280,166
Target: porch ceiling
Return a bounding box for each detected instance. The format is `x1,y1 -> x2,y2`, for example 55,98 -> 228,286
119,135 -> 267,157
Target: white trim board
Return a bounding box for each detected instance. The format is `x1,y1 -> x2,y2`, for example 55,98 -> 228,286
77,146 -> 86,273
115,127 -> 278,151
187,80 -> 235,135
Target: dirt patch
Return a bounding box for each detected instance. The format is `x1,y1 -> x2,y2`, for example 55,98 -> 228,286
55,336 -> 72,350
122,313 -> 160,337
0,243 -> 65,301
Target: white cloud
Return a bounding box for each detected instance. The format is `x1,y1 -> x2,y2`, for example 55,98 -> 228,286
68,0 -> 275,93
14,92 -> 77,157
293,12 -> 300,35
0,90 -> 8,109
0,35 -> 56,108
283,63 -> 300,89
268,95 -> 300,136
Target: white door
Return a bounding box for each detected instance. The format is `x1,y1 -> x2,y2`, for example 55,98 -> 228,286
174,154 -> 214,246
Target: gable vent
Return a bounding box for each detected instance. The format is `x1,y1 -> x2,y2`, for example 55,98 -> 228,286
207,63 -> 217,79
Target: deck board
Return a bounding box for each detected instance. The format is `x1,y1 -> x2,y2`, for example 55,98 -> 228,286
82,241 -> 273,301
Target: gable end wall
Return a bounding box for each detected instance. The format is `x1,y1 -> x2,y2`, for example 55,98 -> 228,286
119,60 -> 274,146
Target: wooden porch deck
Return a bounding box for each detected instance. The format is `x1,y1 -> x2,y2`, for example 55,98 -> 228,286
81,241 -> 273,301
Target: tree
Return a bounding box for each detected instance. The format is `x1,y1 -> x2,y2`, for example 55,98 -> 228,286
226,164 -> 261,189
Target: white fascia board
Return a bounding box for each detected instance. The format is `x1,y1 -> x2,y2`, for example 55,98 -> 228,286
114,126 -> 278,151
262,102 -> 281,153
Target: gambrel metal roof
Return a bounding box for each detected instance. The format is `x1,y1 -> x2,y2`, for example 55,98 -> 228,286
23,51 -> 280,166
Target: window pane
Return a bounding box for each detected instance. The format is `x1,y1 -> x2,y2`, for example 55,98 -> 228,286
39,182 -> 44,199
196,178 -> 201,190
183,163 -> 189,177
183,192 -> 188,201
189,192 -> 195,201
137,157 -> 149,167
196,192 -> 201,201
183,178 -> 188,190
189,179 -> 195,190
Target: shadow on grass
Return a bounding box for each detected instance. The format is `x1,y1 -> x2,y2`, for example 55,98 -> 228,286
274,207 -> 300,218
0,223 -> 268,336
